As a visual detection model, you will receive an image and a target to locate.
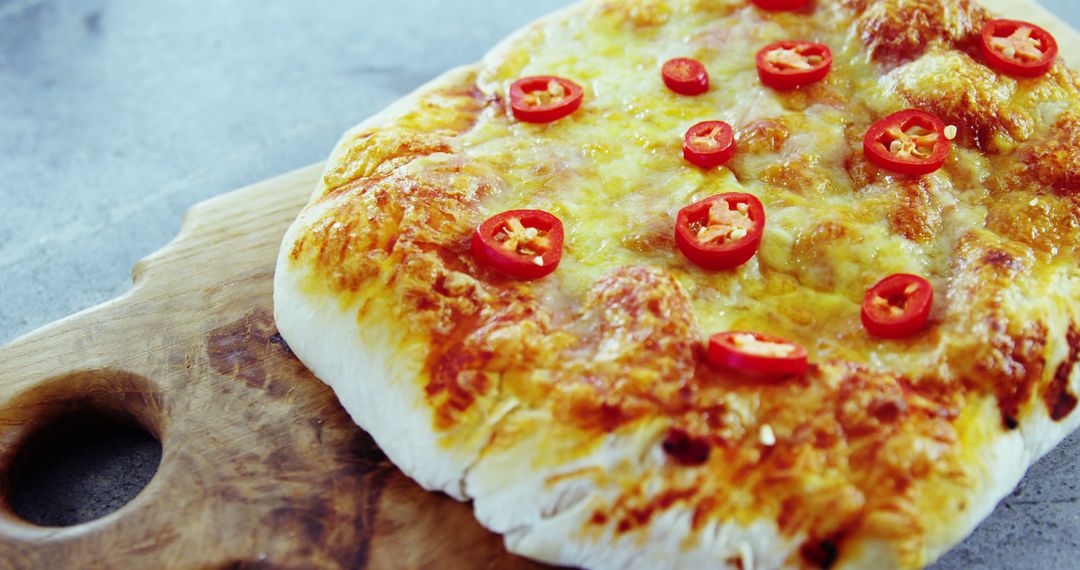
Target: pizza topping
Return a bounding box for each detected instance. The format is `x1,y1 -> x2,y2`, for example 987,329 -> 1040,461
662,57 -> 709,96
980,19 -> 1058,78
943,125 -> 958,141
756,41 -> 832,90
682,120 -> 736,169
759,424 -> 777,447
863,109 -> 951,176
661,428 -> 711,465
509,76 -> 584,123
861,274 -> 934,339
751,0 -> 807,11
707,331 -> 809,376
472,209 -> 564,279
675,193 -> 764,270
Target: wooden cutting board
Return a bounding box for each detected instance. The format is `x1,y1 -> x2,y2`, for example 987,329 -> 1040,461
0,3 -> 1077,569
0,164 -> 541,569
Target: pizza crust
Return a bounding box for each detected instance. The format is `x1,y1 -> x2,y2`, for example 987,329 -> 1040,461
463,411 -> 804,569
275,67 -> 501,502
275,204 -> 467,500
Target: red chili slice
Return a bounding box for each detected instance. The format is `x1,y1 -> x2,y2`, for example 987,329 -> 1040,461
861,274 -> 934,339
980,19 -> 1058,78
756,41 -> 832,90
751,0 -> 807,10
662,57 -> 709,96
707,331 -> 809,376
683,121 -> 735,169
863,110 -> 951,176
472,209 -> 564,279
675,193 -> 764,270
509,76 -> 584,123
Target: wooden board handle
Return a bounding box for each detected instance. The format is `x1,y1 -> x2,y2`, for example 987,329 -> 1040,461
0,165 -> 539,569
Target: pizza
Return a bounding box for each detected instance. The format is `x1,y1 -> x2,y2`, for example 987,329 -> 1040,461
273,0 -> 1080,567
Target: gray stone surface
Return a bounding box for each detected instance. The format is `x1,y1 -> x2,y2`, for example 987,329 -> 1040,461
0,0 -> 1077,567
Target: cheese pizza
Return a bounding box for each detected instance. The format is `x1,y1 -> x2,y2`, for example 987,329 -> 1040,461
273,0 -> 1080,567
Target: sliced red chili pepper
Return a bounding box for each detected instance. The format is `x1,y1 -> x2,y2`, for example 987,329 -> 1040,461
471,209 -> 564,279
756,41 -> 832,90
861,274 -> 934,339
683,121 -> 735,169
863,109 -> 951,176
751,0 -> 807,10
509,76 -> 584,123
675,193 -> 764,270
662,57 -> 709,96
707,331 -> 809,376
980,19 -> 1058,78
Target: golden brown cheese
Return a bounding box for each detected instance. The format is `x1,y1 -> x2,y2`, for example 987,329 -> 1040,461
886,50 -> 1030,150
586,361 -> 963,568
888,178 -> 941,243
288,0 -> 1080,567
883,50 -> 1080,152
856,0 -> 988,64
984,190 -> 1080,257
1022,111 -> 1080,195
321,128 -> 455,195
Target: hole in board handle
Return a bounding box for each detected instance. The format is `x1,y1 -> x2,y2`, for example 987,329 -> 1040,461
0,369 -> 165,527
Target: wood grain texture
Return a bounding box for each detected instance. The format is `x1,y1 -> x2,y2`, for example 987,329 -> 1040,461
0,1 -> 1076,569
0,165 -> 540,569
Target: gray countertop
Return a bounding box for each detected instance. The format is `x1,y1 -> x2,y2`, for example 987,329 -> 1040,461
1,0 -> 1078,568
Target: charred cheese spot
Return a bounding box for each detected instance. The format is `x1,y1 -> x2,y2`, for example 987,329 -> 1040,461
551,266 -> 699,430
661,428 -> 711,465
889,178 -> 941,242
394,244 -> 494,334
837,373 -> 909,437
857,0 -> 987,65
1044,325 -> 1080,421
799,535 -> 841,569
1021,112 -> 1080,196
613,486 -> 698,534
945,234 -> 1049,428
425,308 -> 556,429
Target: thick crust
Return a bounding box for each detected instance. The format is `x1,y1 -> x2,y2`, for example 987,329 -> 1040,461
275,1 -> 1080,568
275,66 -> 496,501
463,411 -> 804,569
